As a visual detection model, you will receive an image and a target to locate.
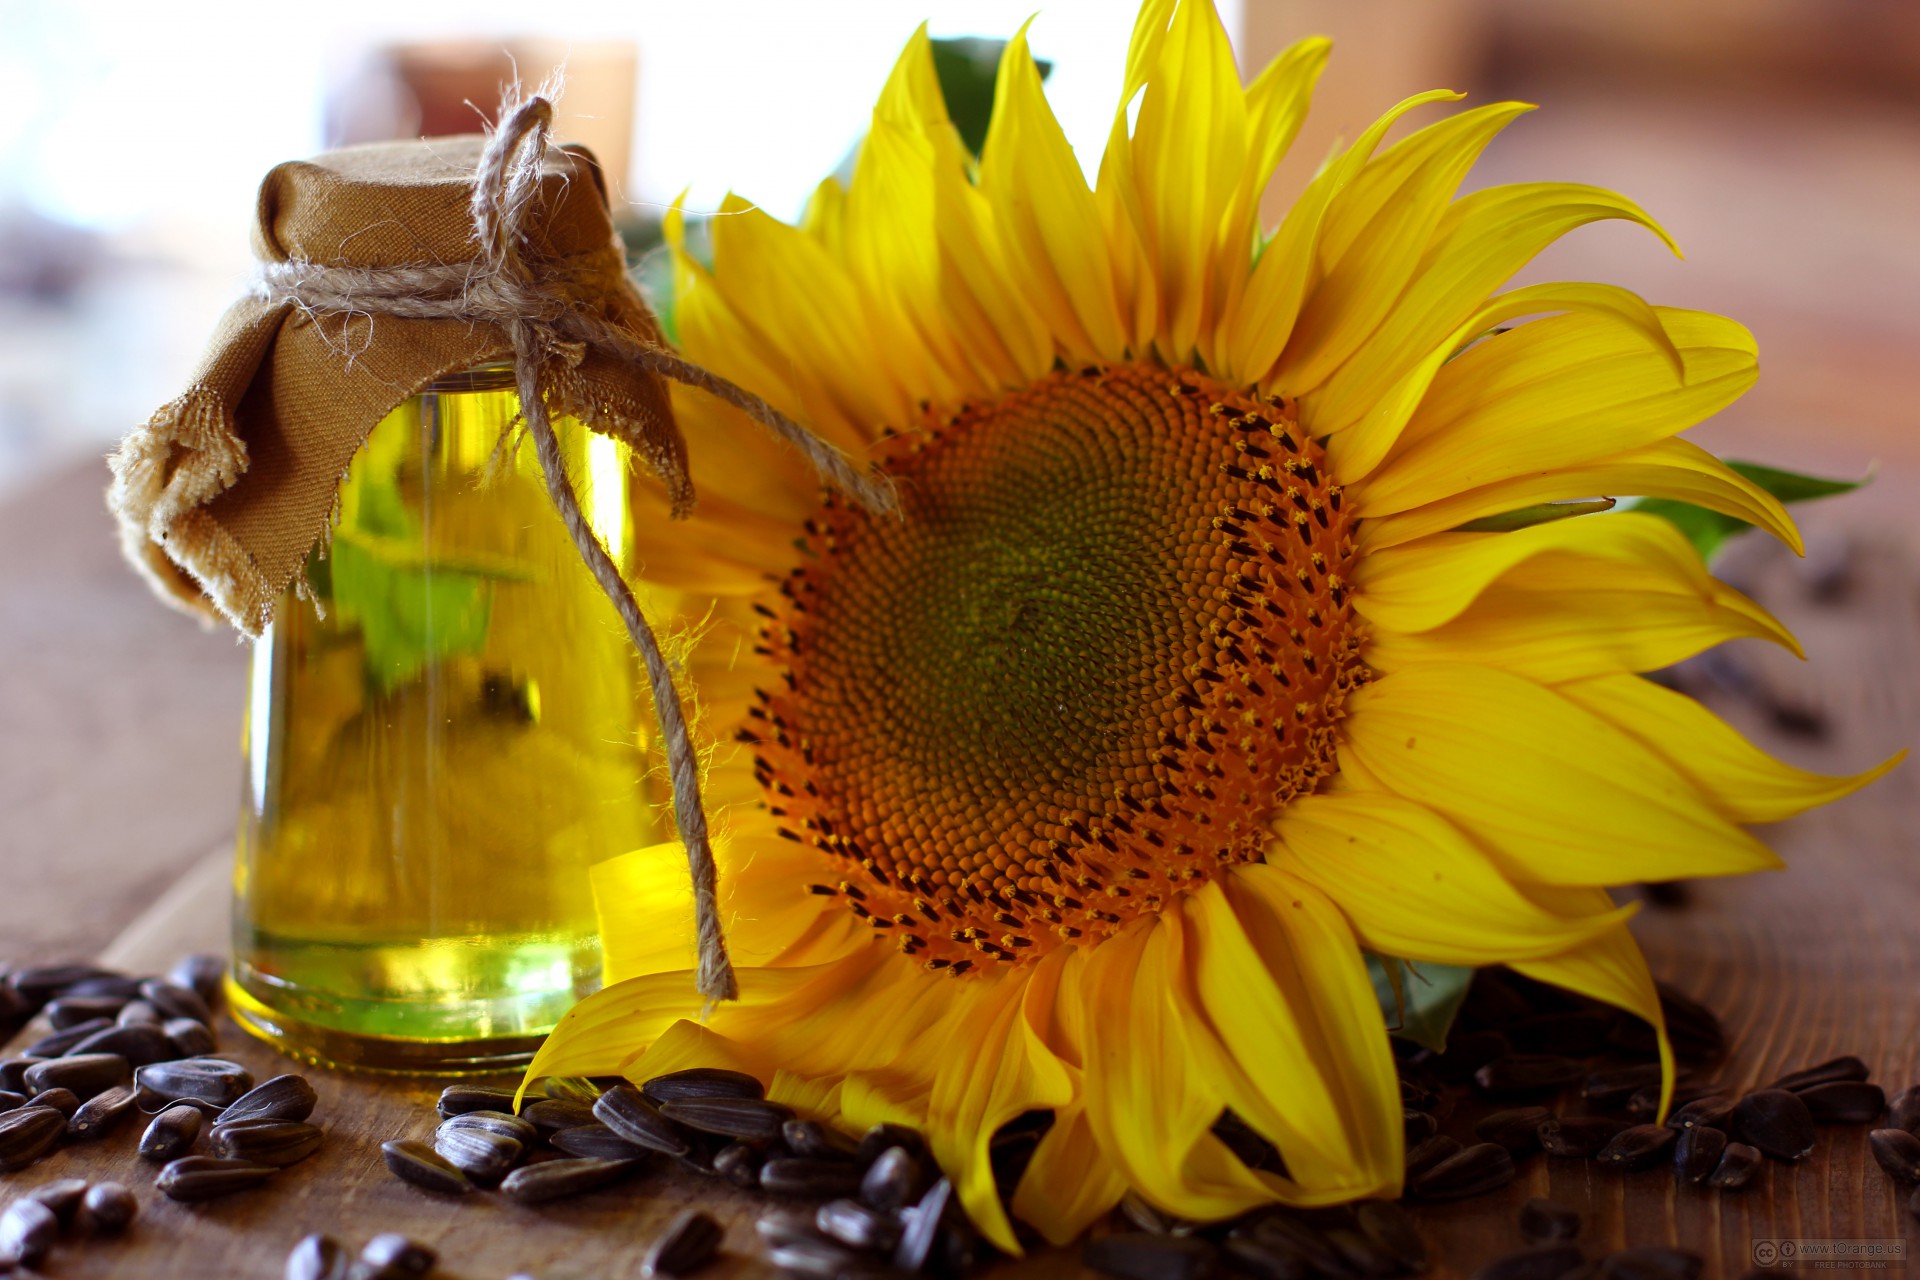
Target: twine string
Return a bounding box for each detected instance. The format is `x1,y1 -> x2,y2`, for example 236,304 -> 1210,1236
252,90 -> 891,1003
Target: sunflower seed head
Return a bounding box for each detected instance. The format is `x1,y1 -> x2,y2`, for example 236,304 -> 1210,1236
659,1095 -> 793,1142
381,1138 -> 472,1195
285,1233 -> 349,1280
0,1197 -> 58,1266
433,1124 -> 523,1184
155,1154 -> 275,1202
1733,1089 -> 1817,1162
645,1207 -> 724,1277
140,1103 -> 206,1161
136,1057 -> 254,1108
79,1182 -> 138,1235
640,1067 -> 765,1105
359,1232 -> 436,1279
0,1104 -> 67,1169
67,1082 -> 137,1140
220,1074 -> 318,1125
211,1118 -> 324,1167
593,1085 -> 691,1156
498,1156 -> 640,1204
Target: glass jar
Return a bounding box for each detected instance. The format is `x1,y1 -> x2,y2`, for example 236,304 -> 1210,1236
227,363 -> 662,1072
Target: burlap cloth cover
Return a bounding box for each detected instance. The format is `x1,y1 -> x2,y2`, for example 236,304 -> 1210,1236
108,134 -> 681,637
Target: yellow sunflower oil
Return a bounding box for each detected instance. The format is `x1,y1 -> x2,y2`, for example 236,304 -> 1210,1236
228,364 -> 663,1072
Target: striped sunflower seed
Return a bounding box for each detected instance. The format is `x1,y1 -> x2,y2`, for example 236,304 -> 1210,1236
1596,1124 -> 1677,1171
1403,1109 -> 1438,1144
381,1138 -> 472,1195
30,1086 -> 80,1118
1733,1089 -> 1817,1161
26,1177 -> 89,1225
498,1156 -> 640,1204
1538,1116 -> 1629,1158
0,1197 -> 58,1267
140,1103 -> 205,1162
211,1118 -> 323,1167
857,1122 -> 926,1166
0,1104 -> 66,1169
1705,1141 -> 1763,1190
441,1110 -> 538,1145
756,1207 -> 828,1249
712,1141 -> 761,1189
165,1018 -> 218,1058
1869,1128 -> 1920,1182
1472,1243 -> 1584,1280
817,1198 -> 903,1252
891,1177 -> 952,1274
69,1022 -> 176,1067
118,1000 -> 164,1028
551,1123 -> 651,1163
760,1156 -> 862,1198
46,995 -> 129,1028
156,1155 -> 275,1201
433,1124 -> 522,1183
136,1057 -> 254,1109
645,1207 -> 724,1277
593,1085 -> 691,1156
768,1238 -> 864,1278
659,1096 -> 793,1142
435,1085 -> 519,1119
61,974 -> 145,1001
1518,1197 -> 1580,1244
0,1089 -> 25,1114
784,1118 -> 861,1161
1768,1055 -> 1869,1093
21,1017 -> 110,1059
1230,1211 -> 1345,1277
1404,1134 -> 1463,1177
1887,1085 -> 1920,1135
1084,1232 -> 1217,1280
9,964 -> 118,1007
27,1051 -> 130,1098
219,1074 -> 318,1125
860,1145 -> 919,1213
1674,1125 -> 1728,1184
1664,1096 -> 1734,1133
79,1182 -> 138,1235
1474,1106 -> 1550,1155
68,1082 -> 137,1140
523,1097 -> 599,1136
359,1232 -> 436,1279
640,1067 -> 764,1105
284,1232 -> 348,1280
139,978 -> 214,1026
1799,1080 -> 1886,1124
0,1058 -> 41,1093
1407,1142 -> 1516,1201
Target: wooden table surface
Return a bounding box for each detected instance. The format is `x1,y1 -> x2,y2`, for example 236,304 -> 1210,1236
2,460 -> 1917,1279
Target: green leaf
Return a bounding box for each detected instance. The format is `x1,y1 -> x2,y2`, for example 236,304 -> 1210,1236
1630,459 -> 1869,562
1366,954 -> 1475,1053
1456,498 -> 1616,534
931,37 -> 1049,159
329,532 -> 496,696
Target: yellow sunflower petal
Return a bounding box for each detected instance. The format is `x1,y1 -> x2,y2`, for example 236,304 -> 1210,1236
980,24 -> 1128,361
1360,307 -> 1758,515
1092,0 -> 1172,353
1310,182 -> 1679,437
1341,664 -> 1782,884
1358,436 -> 1802,553
1009,1107 -> 1129,1247
1556,673 -> 1905,824
1272,791 -> 1638,964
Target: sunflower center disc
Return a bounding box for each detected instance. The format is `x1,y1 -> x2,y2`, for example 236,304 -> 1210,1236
747,362 -> 1368,969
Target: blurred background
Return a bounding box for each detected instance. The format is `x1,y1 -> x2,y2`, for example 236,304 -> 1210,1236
1,0 -> 1915,958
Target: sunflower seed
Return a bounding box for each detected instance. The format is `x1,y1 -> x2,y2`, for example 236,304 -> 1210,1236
79,1181 -> 137,1236
219,1074 -> 318,1126
1429,1030 -> 1511,1084
0,1197 -> 58,1267
786,1118 -> 862,1160
857,1122 -> 927,1166
1887,1085 -> 1920,1135
1355,1200 -> 1427,1273
140,978 -> 214,1026
68,1082 -> 137,1139
63,973 -> 147,1001
0,1104 -> 66,1168
1475,1107 -> 1551,1155
285,1233 -> 349,1280
1596,1123 -> 1676,1171
137,1102 -> 204,1162
817,1198 -> 903,1252
1508,1009 -> 1618,1056
1673,1125 -> 1727,1184
169,954 -> 226,1008
1085,1232 -> 1218,1280
641,1067 -> 765,1105
861,1145 -> 920,1213
1733,1089 -> 1816,1161
1538,1116 -> 1628,1158
758,1207 -> 828,1248
1474,1054 -> 1587,1097
382,1138 -> 472,1195
1705,1141 -> 1763,1189
26,1177 -> 89,1224
1404,1134 -> 1463,1177
47,995 -> 130,1028
165,1017 -> 218,1058
0,1089 -> 22,1114
1582,1063 -> 1666,1110
156,1154 -> 275,1201
689,1139 -> 751,1188
660,1096 -> 793,1142
433,1123 -> 522,1183
1627,1081 -> 1722,1121
541,1075 -> 604,1104
1408,1142 -> 1516,1201
0,1058 -> 43,1092
1664,1096 -> 1734,1132
1394,1111 -> 1436,1148
431,1112 -> 527,1147
591,1085 -> 691,1155
1870,1128 -> 1920,1182
117,999 -> 164,1027
1798,1080 -> 1886,1124
24,1016 -> 113,1057
1222,1232 -> 1316,1280
436,1085 -> 519,1119
30,1086 -> 80,1118
1230,1210 -> 1346,1277
67,1021 -> 176,1067
1518,1197 -> 1580,1243
540,1124 -> 640,1164
10,963 -> 117,1007
893,1177 -> 953,1274
1595,1245 -> 1703,1280
359,1232 -> 436,1279
211,1117 -> 323,1167
1768,1055 -> 1869,1094
137,1057 -> 254,1108
524,1096 -> 599,1136
762,1156 -> 864,1198
1472,1244 -> 1584,1280
27,1051 -> 131,1099
646,1207 -> 723,1277
499,1155 -> 639,1204
768,1237 -> 866,1278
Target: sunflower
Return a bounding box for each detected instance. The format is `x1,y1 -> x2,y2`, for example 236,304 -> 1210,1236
526,0 -> 1896,1248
